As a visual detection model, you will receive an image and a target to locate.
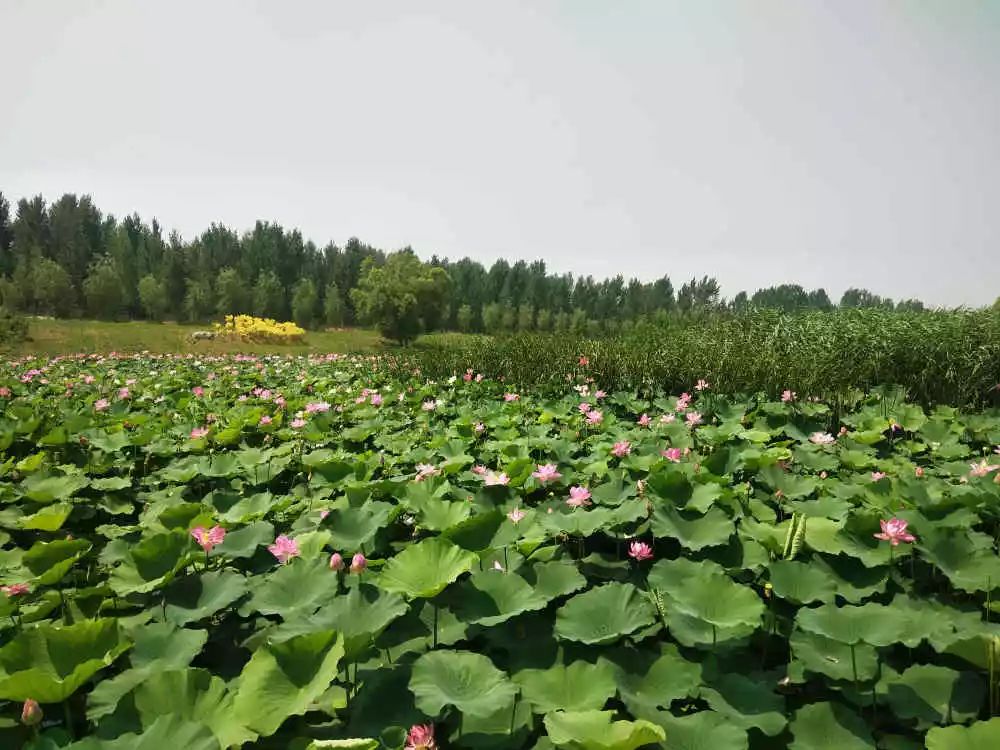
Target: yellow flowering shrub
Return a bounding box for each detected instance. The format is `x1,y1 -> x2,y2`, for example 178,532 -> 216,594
214,315 -> 306,344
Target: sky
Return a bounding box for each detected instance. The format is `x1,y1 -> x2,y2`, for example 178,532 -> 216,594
2,1 -> 999,307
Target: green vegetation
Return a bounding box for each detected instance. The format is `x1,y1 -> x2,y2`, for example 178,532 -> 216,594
415,309 -> 1000,407
2,319 -> 383,357
1,355 -> 999,748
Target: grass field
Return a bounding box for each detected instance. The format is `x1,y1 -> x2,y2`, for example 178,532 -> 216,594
5,318 -> 386,356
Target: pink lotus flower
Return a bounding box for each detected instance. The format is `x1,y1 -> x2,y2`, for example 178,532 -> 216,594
685,411 -> 703,427
874,518 -> 916,546
21,699 -> 42,727
83,375 -> 95,385
192,386 -> 205,397
259,415 -> 272,426
472,464 -> 488,475
0,387 -> 10,398
578,402 -> 592,414
628,541 -> 654,561
474,422 -> 486,434
660,413 -> 676,424
567,486 -> 592,508
585,410 -> 603,425
594,389 -> 607,400
612,440 -> 631,458
781,389 -> 796,403
94,398 -> 110,412
871,471 -> 886,482
475,373 -> 484,382
305,401 -> 331,414
190,426 -> 209,440
274,396 -> 286,409
370,393 -> 382,406
422,399 -> 439,411
191,525 -> 226,553
810,432 -> 835,445
578,356 -> 589,366
675,393 -> 691,411
406,723 -> 436,750
531,462 -> 562,484
695,379 -> 709,391
484,471 -> 510,486
661,447 -> 682,462
637,413 -> 651,427
507,506 -> 526,524
290,418 -> 306,429
970,460 -> 999,478
504,393 -> 519,402
2,583 -> 30,597
268,535 -> 300,564
329,552 -> 344,571
320,509 -> 330,520
915,466 -> 924,477
350,553 -> 367,574
117,387 -> 130,399
415,463 -> 439,482
463,369 -> 473,382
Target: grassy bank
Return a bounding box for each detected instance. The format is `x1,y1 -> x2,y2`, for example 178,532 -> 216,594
5,318 -> 385,357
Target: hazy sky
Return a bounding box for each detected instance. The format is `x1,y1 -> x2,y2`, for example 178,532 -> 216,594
2,1 -> 998,306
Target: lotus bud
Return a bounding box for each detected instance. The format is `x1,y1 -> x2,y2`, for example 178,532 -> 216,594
329,552 -> 344,571
21,699 -> 42,726
350,553 -> 367,574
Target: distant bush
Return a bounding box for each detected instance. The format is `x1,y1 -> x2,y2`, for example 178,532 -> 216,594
411,309 -> 1000,407
0,307 -> 28,347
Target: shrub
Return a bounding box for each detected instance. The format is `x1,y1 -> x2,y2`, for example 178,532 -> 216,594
214,314 -> 305,343
0,307 -> 27,346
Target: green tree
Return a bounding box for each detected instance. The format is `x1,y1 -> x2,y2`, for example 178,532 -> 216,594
324,281 -> 344,326
482,303 -> 503,334
500,304 -> 516,332
291,278 -> 319,329
253,271 -> 285,319
535,308 -> 553,331
350,251 -> 450,344
456,304 -> 473,332
83,257 -> 125,319
33,256 -> 75,317
137,274 -> 169,320
516,303 -> 534,331
216,267 -> 250,316
184,279 -> 214,322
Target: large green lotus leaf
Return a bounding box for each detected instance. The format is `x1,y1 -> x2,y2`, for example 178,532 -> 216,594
543,710 -> 665,750
20,503 -> 73,531
884,664 -> 983,726
768,560 -> 837,605
650,504 -> 733,551
163,570 -> 249,626
788,702 -> 875,750
538,508 -> 618,538
918,528 -> 1000,594
0,619 -> 131,702
20,472 -> 89,504
132,668 -> 256,749
302,450 -> 356,483
66,715 -> 219,750
212,521 -> 274,558
456,694 -> 534,748
243,555 -> 337,618
450,569 -> 551,626
513,659 -> 617,713
258,583 -> 407,661
648,558 -> 763,630
376,599 -> 469,658
232,629 -> 344,736
307,741 -> 380,750
378,537 -> 477,599
805,517 -> 892,568
441,509 -> 508,552
347,666 -> 423,738
926,717 -> 1000,750
654,710 -> 748,750
418,499 -> 471,531
87,622 -> 207,720
522,559 -> 588,601
325,502 -> 393,551
23,538 -> 91,586
811,556 -> 887,604
555,583 -> 656,645
796,602 -> 924,647
109,529 -> 193,595
409,650 -> 517,719
789,629 -> 878,682
699,673 -> 786,736
608,644 -> 701,721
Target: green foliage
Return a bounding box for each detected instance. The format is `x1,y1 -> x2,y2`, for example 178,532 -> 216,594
253,270 -> 285,320
291,277 -> 319,329
0,306 -> 27,346
324,281 -> 344,327
215,267 -> 250,317
83,256 -> 125,319
350,251 -> 450,344
137,274 -> 169,320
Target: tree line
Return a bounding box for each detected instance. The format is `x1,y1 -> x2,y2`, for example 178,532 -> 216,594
0,191 -> 929,339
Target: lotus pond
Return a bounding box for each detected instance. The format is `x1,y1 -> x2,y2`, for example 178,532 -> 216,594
1,353 -> 1000,749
